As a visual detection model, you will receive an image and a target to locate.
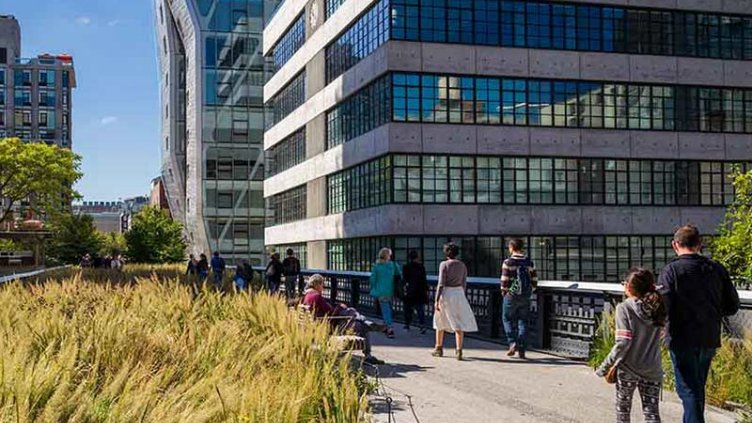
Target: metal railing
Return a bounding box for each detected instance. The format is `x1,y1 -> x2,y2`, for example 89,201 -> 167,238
261,268 -> 752,359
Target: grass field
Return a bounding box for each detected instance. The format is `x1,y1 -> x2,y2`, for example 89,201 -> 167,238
0,266 -> 369,422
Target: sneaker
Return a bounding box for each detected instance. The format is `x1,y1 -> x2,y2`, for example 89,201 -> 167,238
518,350 -> 526,360
386,329 -> 395,339
365,321 -> 387,333
364,355 -> 385,365
506,343 -> 517,357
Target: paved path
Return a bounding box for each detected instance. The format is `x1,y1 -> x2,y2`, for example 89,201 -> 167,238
367,327 -> 738,423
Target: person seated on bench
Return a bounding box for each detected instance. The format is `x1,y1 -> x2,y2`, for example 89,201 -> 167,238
302,274 -> 385,365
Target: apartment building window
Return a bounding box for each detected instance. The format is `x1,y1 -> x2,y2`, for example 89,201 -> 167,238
387,0 -> 752,60
269,13 -> 305,73
0,110 -> 4,127
62,71 -> 70,88
38,111 -> 56,128
38,70 -> 55,87
326,75 -> 391,149
266,71 -> 305,127
388,72 -> 752,134
39,90 -> 56,107
328,235 -> 683,282
325,0 -> 389,83
14,89 -> 31,106
14,70 -> 31,86
0,69 -> 5,85
266,185 -> 307,226
14,110 -> 31,127
265,129 -> 306,177
0,90 -> 4,106
325,0 -> 348,19
327,154 -> 752,212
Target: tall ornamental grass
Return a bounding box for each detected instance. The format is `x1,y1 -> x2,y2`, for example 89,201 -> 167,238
0,268 -> 369,422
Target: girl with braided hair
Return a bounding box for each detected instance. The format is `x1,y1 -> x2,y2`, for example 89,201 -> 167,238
596,268 -> 667,423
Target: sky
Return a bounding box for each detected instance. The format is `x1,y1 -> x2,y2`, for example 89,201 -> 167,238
0,0 -> 161,201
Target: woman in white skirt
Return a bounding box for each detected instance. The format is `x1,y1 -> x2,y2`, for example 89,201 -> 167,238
432,242 -> 478,360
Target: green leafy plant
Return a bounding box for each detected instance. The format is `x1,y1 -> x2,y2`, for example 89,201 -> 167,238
0,137 -> 82,223
713,170 -> 752,287
124,206 -> 186,263
47,213 -> 102,264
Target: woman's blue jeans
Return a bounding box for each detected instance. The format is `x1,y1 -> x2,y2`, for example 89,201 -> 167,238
379,298 -> 393,328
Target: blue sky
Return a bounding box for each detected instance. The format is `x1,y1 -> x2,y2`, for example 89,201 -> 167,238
0,0 -> 161,201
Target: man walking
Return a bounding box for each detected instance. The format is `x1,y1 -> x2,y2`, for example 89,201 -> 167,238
210,251 -> 226,288
500,238 -> 537,359
659,225 -> 740,423
282,248 -> 302,297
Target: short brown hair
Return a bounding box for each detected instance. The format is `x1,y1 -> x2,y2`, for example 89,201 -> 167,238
443,242 -> 459,259
673,225 -> 702,249
508,238 -> 524,252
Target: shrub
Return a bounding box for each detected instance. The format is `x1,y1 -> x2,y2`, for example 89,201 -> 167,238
0,267 -> 368,422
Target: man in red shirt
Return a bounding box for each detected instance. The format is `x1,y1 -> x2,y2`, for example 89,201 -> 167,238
302,274 -> 384,365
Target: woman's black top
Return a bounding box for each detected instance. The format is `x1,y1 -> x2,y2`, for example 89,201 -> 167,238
402,261 -> 429,304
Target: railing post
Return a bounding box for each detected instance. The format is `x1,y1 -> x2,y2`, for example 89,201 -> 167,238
330,276 -> 338,302
351,276 -> 360,308
535,291 -> 547,350
490,288 -> 502,339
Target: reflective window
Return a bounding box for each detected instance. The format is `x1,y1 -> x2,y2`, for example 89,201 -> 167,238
267,71 -> 305,127
325,0 -> 389,83
388,72 -> 752,134
269,14 -> 305,73
326,75 -> 391,148
266,129 -> 306,177
327,154 -> 752,211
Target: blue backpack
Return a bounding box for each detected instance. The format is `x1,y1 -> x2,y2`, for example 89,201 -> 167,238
508,258 -> 533,297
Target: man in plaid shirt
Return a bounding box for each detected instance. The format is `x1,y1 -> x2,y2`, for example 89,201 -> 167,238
500,238 -> 538,359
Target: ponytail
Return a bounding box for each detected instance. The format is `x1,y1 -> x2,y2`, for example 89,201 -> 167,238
624,267 -> 667,327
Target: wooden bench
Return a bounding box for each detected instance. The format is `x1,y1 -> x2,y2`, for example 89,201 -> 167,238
294,304 -> 366,352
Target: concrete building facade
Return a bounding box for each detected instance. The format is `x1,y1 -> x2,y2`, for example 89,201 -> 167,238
0,15 -> 75,148
263,0 -> 752,282
155,0 -> 280,265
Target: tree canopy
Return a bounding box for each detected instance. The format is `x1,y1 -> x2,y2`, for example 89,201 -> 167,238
0,138 -> 82,223
124,206 -> 186,263
713,170 -> 752,286
47,213 -> 102,265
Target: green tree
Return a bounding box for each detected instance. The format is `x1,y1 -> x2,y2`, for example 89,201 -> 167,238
99,232 -> 126,257
125,207 -> 186,263
48,213 -> 102,264
0,138 -> 82,223
713,170 -> 752,285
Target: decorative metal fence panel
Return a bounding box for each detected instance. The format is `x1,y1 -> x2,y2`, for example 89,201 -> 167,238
257,268 -> 752,360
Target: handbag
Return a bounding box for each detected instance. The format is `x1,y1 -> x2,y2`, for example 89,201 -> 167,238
605,365 -> 618,384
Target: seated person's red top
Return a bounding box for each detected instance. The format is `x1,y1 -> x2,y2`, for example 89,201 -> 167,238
302,289 -> 336,318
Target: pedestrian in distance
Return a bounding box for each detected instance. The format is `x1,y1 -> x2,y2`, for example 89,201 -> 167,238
210,251 -> 226,288
186,254 -> 198,276
596,268 -> 666,423
500,238 -> 538,359
233,265 -> 247,291
402,250 -> 429,334
369,248 -> 401,339
197,253 -> 209,282
432,242 -> 478,361
658,225 -> 740,423
265,252 -> 284,293
282,248 -> 302,298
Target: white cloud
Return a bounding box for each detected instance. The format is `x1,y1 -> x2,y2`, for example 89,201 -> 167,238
75,16 -> 91,25
107,19 -> 120,27
100,116 -> 118,126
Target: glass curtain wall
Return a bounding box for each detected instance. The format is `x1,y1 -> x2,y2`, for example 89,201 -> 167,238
199,0 -> 271,264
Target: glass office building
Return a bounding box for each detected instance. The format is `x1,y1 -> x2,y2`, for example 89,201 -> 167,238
156,0 -> 279,264
263,0 -> 752,282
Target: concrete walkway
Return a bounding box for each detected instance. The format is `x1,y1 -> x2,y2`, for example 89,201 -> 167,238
367,327 -> 738,423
